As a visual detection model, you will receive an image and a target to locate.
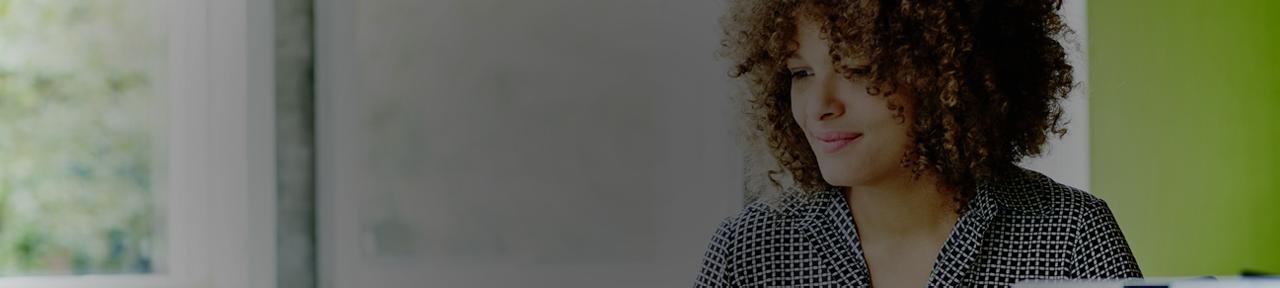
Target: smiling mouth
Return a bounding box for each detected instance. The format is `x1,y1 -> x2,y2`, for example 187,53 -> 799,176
812,131 -> 862,153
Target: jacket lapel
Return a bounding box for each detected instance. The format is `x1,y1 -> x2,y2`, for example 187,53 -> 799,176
792,169 -> 1048,286
927,185 -> 1000,286
799,192 -> 871,286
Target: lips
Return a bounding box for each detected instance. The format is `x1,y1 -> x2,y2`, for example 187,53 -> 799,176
811,131 -> 862,153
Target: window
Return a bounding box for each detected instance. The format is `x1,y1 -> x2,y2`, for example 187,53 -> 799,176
0,0 -> 166,277
0,0 -> 275,287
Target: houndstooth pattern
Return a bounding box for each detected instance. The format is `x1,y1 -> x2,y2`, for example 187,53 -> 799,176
696,169 -> 1142,287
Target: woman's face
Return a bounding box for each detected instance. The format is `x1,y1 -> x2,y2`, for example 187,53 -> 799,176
787,18 -> 915,188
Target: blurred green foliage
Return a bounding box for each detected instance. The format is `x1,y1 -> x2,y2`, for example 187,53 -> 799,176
0,0 -> 162,275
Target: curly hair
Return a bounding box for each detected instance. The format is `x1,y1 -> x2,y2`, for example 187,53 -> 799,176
721,0 -> 1075,212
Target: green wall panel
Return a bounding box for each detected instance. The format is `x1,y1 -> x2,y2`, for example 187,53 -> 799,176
1090,0 -> 1280,277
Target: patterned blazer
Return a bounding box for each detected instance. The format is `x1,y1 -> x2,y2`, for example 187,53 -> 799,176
696,169 -> 1142,287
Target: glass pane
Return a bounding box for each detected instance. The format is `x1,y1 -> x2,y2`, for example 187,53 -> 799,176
0,0 -> 165,276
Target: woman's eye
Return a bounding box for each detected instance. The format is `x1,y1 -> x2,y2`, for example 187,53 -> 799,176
790,70 -> 813,79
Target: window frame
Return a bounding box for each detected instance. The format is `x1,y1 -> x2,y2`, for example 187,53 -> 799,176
0,0 -> 277,287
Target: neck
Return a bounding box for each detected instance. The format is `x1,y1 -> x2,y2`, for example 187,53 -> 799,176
844,172 -> 959,238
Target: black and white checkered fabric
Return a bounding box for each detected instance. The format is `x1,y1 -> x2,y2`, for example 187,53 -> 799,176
696,168 -> 1142,287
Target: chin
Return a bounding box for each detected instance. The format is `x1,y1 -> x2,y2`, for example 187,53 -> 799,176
816,158 -> 900,188
817,166 -> 861,188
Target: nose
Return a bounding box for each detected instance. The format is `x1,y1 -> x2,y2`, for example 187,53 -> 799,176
804,73 -> 845,122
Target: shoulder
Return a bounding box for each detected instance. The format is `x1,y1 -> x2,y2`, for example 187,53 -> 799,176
1012,172 -> 1124,240
986,169 -> 1127,244
982,168 -> 1142,278
713,191 -> 831,239
697,191 -> 837,286
985,168 -> 1110,219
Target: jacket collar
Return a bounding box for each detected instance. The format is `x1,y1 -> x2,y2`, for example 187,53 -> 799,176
795,190 -> 871,286
779,168 -> 1053,286
928,183 -> 1000,286
982,168 -> 1053,216
768,168 -> 1052,217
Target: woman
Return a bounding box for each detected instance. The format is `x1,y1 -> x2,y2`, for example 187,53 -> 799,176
697,0 -> 1141,286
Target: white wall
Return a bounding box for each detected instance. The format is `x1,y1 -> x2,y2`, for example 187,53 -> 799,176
1019,0 -> 1091,191
316,0 -> 737,287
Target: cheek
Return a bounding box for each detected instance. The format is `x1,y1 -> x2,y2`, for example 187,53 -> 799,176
859,96 -> 912,150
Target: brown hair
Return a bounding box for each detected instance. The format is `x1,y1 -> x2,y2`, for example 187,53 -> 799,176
721,0 -> 1075,212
